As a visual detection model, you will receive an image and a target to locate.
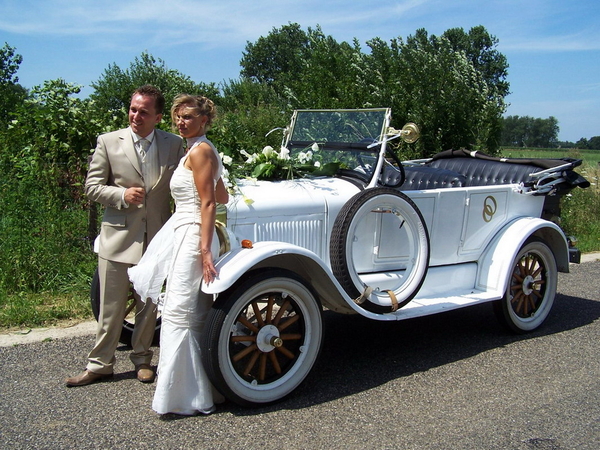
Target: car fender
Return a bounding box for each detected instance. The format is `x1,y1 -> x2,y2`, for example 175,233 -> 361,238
203,241 -> 358,314
476,217 -> 569,296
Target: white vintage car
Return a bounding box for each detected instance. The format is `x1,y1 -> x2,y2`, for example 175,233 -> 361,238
92,108 -> 589,406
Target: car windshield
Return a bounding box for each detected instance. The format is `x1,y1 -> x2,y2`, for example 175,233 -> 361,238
285,109 -> 391,180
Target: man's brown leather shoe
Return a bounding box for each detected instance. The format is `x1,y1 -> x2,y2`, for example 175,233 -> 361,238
65,370 -> 113,387
136,364 -> 155,383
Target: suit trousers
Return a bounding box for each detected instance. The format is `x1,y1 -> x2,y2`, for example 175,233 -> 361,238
87,257 -> 157,374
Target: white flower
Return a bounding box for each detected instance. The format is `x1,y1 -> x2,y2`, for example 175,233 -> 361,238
220,153 -> 233,166
278,146 -> 290,160
314,161 -> 321,168
298,151 -> 309,164
311,142 -> 320,152
298,150 -> 313,164
262,145 -> 274,157
239,149 -> 257,163
224,155 -> 233,166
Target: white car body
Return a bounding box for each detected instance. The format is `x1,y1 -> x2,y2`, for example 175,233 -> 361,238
194,108 -> 588,406
209,177 -> 568,320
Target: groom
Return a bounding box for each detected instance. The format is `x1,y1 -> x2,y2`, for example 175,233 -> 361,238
66,85 -> 184,386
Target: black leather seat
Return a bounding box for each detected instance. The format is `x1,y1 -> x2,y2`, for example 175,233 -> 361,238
427,157 -> 541,187
401,166 -> 466,190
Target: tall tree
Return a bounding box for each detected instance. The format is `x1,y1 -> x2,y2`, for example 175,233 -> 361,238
364,27 -> 508,156
90,52 -> 219,131
240,24 -> 510,156
240,23 -> 309,90
587,136 -> 600,150
212,78 -> 288,156
501,116 -> 560,148
442,26 -> 510,100
0,43 -> 27,128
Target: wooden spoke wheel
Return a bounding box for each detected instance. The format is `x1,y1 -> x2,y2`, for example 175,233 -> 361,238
494,238 -> 557,333
201,269 -> 323,406
90,268 -> 161,346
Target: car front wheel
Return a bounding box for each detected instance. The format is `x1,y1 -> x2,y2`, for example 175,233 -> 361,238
201,269 -> 323,407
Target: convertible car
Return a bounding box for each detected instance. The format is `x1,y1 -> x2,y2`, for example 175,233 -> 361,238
92,108 -> 589,406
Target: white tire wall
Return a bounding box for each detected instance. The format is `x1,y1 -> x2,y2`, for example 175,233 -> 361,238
201,269 -> 323,406
494,238 -> 558,333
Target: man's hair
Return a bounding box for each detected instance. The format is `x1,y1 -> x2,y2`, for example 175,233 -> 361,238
132,85 -> 165,114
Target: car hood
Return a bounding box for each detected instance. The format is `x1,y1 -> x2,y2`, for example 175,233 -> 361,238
226,177 -> 360,220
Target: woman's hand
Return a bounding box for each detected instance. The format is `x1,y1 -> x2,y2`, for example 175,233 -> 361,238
201,250 -> 218,284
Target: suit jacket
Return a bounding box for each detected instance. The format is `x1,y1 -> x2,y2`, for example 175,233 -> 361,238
85,127 -> 184,264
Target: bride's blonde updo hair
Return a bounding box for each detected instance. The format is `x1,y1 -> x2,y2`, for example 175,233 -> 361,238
171,94 -> 217,131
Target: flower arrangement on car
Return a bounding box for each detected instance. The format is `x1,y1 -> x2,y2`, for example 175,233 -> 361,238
220,142 -> 341,190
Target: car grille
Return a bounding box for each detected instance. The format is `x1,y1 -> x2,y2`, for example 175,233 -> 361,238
255,219 -> 324,257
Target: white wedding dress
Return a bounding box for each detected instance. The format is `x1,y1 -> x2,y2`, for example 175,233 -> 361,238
129,135 -> 224,415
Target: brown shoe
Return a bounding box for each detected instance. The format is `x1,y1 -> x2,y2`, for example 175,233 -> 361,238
136,364 -> 155,383
65,370 -> 113,387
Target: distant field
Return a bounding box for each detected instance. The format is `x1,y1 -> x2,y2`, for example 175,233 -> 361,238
501,147 -> 600,166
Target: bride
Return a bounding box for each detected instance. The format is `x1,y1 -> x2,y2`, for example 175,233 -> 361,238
130,94 -> 229,415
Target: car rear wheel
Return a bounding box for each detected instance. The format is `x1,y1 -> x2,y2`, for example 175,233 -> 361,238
330,187 -> 429,312
90,268 -> 161,346
493,238 -> 557,333
201,269 -> 323,406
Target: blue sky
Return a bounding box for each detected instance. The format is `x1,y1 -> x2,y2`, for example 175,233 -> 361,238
1,0 -> 598,142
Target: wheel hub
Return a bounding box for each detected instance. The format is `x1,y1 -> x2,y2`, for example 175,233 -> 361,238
256,324 -> 282,352
522,275 -> 535,295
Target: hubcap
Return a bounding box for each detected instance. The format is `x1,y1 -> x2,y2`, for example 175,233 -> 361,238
229,295 -> 304,383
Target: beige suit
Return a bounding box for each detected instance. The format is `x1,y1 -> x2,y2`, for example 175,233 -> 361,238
85,127 -> 184,373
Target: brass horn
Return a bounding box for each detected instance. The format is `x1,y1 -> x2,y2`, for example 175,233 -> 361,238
386,123 -> 420,143
400,123 -> 420,144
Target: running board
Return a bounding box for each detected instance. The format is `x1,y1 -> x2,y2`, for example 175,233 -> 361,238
390,288 -> 501,321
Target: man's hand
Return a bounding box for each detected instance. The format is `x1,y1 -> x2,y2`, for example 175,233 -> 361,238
124,187 -> 146,206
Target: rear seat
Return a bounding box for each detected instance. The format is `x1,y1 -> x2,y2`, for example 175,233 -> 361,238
402,166 -> 466,190
426,157 -> 542,187
399,148 -> 548,190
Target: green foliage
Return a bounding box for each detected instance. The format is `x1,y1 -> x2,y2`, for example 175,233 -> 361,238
501,115 -> 560,147
0,290 -> 92,328
0,175 -> 96,293
239,24 -> 509,157
90,52 -> 220,131
0,43 -> 27,128
241,23 -> 310,90
0,78 -> 97,326
575,136 -> 600,150
211,78 -> 288,158
373,28 -> 506,157
561,181 -> 600,253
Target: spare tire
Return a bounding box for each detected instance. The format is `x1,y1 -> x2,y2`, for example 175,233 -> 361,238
330,188 -> 429,313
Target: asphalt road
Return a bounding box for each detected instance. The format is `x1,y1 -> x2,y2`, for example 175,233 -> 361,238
1,260 -> 599,450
